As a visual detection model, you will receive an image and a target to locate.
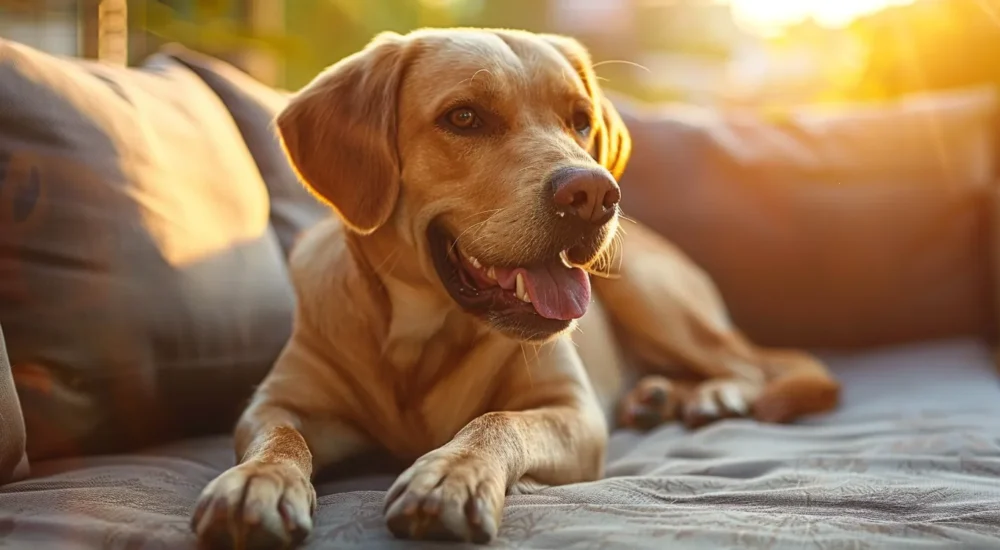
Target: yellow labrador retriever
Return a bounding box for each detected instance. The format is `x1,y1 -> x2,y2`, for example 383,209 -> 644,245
190,28 -> 840,548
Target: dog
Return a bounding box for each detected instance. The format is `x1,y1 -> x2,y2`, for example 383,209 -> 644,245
190,28 -> 840,548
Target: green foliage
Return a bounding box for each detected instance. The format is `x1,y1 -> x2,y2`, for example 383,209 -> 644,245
284,0 -> 466,88
119,0 -> 1000,105
139,0 -> 302,58
133,0 -> 495,88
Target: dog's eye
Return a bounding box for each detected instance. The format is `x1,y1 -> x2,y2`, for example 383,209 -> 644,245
572,111 -> 592,136
445,107 -> 483,131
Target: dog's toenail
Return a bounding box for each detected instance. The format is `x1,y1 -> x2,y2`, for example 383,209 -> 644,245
643,385 -> 668,406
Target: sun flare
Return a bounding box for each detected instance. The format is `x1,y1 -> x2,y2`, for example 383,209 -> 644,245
728,0 -> 916,34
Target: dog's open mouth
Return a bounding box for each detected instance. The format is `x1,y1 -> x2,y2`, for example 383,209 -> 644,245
428,224 -> 591,338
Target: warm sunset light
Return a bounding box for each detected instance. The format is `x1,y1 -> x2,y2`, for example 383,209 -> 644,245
728,0 -> 917,34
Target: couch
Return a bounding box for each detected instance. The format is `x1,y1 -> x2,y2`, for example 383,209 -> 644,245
2,38 -> 1000,549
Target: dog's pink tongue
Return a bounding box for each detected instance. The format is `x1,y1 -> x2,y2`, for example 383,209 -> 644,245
522,263 -> 591,320
493,263 -> 592,320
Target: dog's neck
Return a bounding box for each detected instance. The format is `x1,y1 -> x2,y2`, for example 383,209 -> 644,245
352,224 -> 502,374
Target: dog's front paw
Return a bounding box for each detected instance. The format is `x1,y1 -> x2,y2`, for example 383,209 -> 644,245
191,460 -> 316,550
384,450 -> 504,544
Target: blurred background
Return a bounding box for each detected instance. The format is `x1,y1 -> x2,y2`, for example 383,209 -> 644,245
2,0 -> 1000,109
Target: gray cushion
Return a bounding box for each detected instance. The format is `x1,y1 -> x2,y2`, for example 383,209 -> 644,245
0,39 -> 294,460
162,44 -> 329,258
1,338 -> 998,548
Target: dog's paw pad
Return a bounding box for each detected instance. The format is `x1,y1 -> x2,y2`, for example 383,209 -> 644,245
619,375 -> 681,431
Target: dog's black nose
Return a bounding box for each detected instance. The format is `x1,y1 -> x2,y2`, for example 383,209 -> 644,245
549,167 -> 620,226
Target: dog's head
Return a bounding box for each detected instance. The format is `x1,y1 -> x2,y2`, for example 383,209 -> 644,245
277,28 -> 631,342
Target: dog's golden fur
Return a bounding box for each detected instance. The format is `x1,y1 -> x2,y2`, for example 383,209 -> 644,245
191,28 -> 840,548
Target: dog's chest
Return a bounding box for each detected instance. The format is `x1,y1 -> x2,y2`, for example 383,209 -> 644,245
369,316 -> 519,459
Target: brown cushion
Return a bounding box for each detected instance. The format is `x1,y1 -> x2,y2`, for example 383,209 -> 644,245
0,39 -> 295,460
161,44 -> 329,257
617,89 -> 997,348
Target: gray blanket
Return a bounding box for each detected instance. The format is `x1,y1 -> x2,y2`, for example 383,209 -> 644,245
2,338 -> 999,549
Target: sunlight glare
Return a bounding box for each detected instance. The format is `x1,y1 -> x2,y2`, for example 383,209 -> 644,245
728,0 -> 917,34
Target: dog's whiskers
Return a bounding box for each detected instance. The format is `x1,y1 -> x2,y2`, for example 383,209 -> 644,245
457,208 -> 503,224
519,344 -> 534,387
452,208 -> 508,255
583,226 -> 625,280
592,59 -> 650,72
373,249 -> 402,278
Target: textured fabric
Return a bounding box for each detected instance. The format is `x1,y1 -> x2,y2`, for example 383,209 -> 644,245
1,339 -> 999,549
162,44 -> 330,258
617,89 -> 997,349
0,322 -> 27,483
0,39 -> 294,460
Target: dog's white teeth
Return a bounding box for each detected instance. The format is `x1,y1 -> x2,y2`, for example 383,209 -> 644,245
556,211 -> 566,218
469,256 -> 482,269
559,250 -> 572,268
486,267 -> 496,280
515,273 -> 530,302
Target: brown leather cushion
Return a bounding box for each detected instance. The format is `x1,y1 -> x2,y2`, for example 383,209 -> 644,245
617,89 -> 997,349
0,40 -> 295,460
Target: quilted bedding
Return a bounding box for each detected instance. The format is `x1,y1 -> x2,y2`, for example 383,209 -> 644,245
2,338 -> 999,549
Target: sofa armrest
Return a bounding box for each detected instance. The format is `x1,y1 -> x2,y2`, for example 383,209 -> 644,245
0,323 -> 28,484
614,88 -> 997,348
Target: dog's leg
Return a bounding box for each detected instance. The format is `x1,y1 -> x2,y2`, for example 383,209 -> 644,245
383,339 -> 606,544
620,343 -> 839,430
746,347 -> 841,425
594,220 -> 839,429
191,346 -> 371,549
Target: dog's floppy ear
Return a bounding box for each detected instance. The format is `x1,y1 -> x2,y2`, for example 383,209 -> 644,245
540,34 -> 632,180
276,32 -> 411,234
593,94 -> 631,181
